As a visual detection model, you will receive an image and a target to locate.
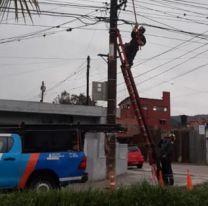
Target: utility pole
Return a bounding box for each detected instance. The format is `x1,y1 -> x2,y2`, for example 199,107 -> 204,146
86,56 -> 90,105
40,81 -> 46,103
106,0 -> 118,191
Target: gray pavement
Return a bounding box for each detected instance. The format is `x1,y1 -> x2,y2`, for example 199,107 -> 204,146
67,163 -> 208,191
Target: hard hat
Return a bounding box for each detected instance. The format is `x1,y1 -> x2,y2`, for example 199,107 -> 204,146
138,26 -> 146,34
169,133 -> 176,141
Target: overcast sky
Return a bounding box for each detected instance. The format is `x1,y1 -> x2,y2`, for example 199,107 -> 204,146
0,0 -> 208,116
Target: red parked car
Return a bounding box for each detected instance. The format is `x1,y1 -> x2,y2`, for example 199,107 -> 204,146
128,145 -> 144,168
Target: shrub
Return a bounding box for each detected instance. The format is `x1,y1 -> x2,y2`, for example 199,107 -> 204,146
0,182 -> 208,206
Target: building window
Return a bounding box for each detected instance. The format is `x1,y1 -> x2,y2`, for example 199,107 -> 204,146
159,119 -> 166,125
142,106 -> 148,110
153,106 -> 168,112
97,83 -> 102,92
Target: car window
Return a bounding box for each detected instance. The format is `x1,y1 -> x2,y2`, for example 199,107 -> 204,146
128,146 -> 139,152
0,137 -> 7,153
0,136 -> 13,153
7,137 -> 14,152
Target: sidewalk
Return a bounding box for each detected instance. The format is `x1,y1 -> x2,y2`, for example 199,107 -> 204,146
67,163 -> 208,191
67,171 -> 146,191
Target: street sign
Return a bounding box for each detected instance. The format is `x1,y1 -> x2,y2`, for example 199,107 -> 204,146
199,125 -> 205,135
92,81 -> 108,101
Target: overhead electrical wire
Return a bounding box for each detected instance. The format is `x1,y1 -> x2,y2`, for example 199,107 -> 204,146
1,3 -> 208,45
137,46 -> 208,86
141,62 -> 208,94
116,40 -> 208,93
127,4 -> 208,26
1,18 -> 208,45
135,0 -> 208,17
131,1 -> 208,20
0,7 -> 105,18
171,0 -> 208,7
58,32 -> 208,95
1,0 -> 208,103
45,60 -> 86,94
131,27 -> 208,68
155,0 -> 208,11
131,36 -> 208,80
116,42 -> 208,94
28,60 -> 86,100
37,1 -> 107,10
0,10 -> 101,44
68,38 -> 208,97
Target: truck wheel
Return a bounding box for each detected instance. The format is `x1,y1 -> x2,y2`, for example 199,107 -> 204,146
29,176 -> 59,192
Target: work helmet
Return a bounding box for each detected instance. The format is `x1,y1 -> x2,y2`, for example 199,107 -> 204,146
138,26 -> 146,34
169,132 -> 176,141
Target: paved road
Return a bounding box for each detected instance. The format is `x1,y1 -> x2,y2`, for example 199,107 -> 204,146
128,162 -> 208,186
67,163 -> 208,191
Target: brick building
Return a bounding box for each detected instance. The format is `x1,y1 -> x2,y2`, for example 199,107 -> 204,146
117,91 -> 171,143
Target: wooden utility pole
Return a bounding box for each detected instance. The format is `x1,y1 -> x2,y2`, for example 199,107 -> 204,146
86,56 -> 90,105
106,0 -> 118,191
40,81 -> 46,103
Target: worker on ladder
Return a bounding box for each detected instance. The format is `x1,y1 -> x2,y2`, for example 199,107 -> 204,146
124,23 -> 146,67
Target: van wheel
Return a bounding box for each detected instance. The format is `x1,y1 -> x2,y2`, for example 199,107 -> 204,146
29,176 -> 59,192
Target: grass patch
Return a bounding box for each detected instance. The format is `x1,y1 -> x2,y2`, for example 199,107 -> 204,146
1,182 -> 208,206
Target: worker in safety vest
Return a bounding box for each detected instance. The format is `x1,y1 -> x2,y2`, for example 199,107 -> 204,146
124,23 -> 146,67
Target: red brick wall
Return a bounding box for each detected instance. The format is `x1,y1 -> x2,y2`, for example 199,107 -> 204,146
117,92 -> 171,138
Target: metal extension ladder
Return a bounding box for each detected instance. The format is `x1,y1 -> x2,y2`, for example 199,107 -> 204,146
116,29 -> 159,176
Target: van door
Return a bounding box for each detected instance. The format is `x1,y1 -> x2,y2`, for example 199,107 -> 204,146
0,134 -> 20,189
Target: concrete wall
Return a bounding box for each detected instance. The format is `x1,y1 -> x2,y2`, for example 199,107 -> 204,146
85,132 -> 128,181
116,143 -> 128,175
84,133 -> 106,180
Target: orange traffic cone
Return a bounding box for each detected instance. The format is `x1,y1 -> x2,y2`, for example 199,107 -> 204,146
159,170 -> 164,187
186,169 -> 193,191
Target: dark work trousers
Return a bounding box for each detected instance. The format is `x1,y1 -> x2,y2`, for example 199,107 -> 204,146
161,158 -> 174,185
124,42 -> 138,67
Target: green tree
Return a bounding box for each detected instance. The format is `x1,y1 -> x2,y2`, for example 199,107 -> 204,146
53,91 -> 96,106
0,0 -> 40,21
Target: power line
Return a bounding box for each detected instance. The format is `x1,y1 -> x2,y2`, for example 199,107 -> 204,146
132,28 -> 208,68
130,1 -> 208,22
0,10 -> 100,44
46,61 -> 86,94
129,4 -> 208,26
132,39 -> 208,81
1,15 -> 208,45
38,1 -> 107,10
135,0 -> 208,17
141,62 -> 208,93
116,43 -> 208,94
138,46 -> 208,85
156,0 -> 208,11
65,36 -> 208,95
28,61 -> 86,100
0,55 -> 86,60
